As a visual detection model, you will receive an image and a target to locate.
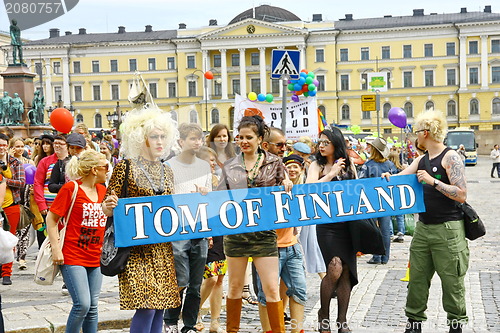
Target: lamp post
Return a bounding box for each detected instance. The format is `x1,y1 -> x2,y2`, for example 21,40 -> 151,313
361,67 -> 393,136
106,102 -> 122,140
190,69 -> 217,132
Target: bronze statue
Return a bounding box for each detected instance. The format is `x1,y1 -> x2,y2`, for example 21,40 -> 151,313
29,90 -> 45,125
11,93 -> 24,125
10,19 -> 23,64
1,92 -> 12,125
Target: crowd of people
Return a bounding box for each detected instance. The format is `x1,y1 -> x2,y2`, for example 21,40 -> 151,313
0,107 -> 473,333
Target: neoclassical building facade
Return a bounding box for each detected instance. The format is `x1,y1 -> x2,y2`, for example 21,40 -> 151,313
22,4 -> 500,133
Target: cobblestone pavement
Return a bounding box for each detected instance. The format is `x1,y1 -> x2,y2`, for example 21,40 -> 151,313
1,156 -> 498,333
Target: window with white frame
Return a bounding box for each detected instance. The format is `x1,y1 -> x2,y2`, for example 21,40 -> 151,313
271,79 -> 280,94
447,100 -> 457,116
213,54 -> 221,67
403,45 -> 412,58
425,101 -> 434,110
424,44 -> 433,57
383,103 -> 391,118
316,75 -> 325,91
167,57 -> 175,70
446,42 -> 456,56
92,85 -> 101,101
76,114 -> 84,123
447,69 -> 456,86
361,73 -> 368,90
148,58 -> 156,71
168,82 -> 176,98
251,78 -> 260,93
149,83 -> 157,98
231,54 -> 240,66
492,66 -> 500,83
381,46 -> 390,59
92,61 -> 100,73
95,113 -> 102,128
73,61 -> 81,73
211,108 -> 220,124
340,48 -> 348,61
341,104 -> 350,120
129,59 -> 137,71
316,49 -> 325,62
470,98 -> 479,115
111,84 -> 119,100
403,71 -> 412,88
171,110 -> 178,122
469,41 -> 478,54
340,75 -> 349,91
469,67 -> 479,84
362,109 -> 371,119
251,53 -> 259,66
361,47 -> 369,60
110,60 -> 118,72
404,102 -> 413,118
54,86 -> 62,101
493,98 -> 500,114
492,40 -> 500,53
187,55 -> 195,69
53,61 -> 61,74
214,81 -> 222,96
189,110 -> 198,123
188,81 -> 196,97
424,70 -> 434,87
74,86 -> 82,101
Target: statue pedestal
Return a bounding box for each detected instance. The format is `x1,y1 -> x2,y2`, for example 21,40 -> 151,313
8,125 -> 53,138
0,64 -> 36,125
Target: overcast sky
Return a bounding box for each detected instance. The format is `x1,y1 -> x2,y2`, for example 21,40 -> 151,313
0,0 -> 495,40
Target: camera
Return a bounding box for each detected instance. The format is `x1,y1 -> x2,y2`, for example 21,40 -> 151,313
0,161 -> 7,171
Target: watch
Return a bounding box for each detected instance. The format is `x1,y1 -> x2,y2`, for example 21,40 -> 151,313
433,179 -> 439,188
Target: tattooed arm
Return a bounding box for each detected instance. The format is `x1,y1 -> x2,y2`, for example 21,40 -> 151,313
435,150 -> 467,203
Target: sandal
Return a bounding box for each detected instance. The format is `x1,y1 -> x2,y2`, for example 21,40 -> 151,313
242,294 -> 258,305
195,321 -> 205,331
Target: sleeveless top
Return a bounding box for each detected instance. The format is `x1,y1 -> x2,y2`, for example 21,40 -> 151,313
417,147 -> 463,224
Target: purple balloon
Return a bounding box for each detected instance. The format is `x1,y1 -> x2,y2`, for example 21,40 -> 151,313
313,79 -> 320,87
23,163 -> 36,185
388,107 -> 407,128
291,94 -> 300,102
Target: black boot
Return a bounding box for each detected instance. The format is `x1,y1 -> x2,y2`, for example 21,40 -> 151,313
404,319 -> 422,333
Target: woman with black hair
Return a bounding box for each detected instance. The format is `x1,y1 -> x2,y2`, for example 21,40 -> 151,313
217,116 -> 292,333
305,127 -> 357,333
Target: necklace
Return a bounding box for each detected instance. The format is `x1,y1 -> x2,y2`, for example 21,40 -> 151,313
242,152 -> 262,186
136,157 -> 165,195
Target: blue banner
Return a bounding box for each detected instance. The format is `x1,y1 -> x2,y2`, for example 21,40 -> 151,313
113,175 -> 425,247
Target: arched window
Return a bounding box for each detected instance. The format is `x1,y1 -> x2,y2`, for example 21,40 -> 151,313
228,107 -> 234,129
170,110 -> 178,122
404,102 -> 413,118
447,100 -> 457,116
383,102 -> 391,118
425,101 -> 434,111
189,110 -> 198,123
211,108 -> 220,124
470,98 -> 479,115
94,113 -> 102,128
341,104 -> 350,120
493,98 -> 500,115
76,114 -> 84,123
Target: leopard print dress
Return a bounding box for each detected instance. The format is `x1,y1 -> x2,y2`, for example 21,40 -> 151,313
107,158 -> 181,310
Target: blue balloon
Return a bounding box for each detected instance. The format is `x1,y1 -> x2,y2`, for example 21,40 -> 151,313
309,90 -> 317,96
300,72 -> 308,78
294,83 -> 302,91
298,77 -> 306,85
257,93 -> 266,102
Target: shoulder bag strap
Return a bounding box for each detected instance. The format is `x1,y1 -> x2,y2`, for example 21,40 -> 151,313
121,160 -> 130,198
62,180 -> 79,228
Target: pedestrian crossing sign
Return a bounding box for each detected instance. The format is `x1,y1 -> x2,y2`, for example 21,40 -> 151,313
271,50 -> 300,79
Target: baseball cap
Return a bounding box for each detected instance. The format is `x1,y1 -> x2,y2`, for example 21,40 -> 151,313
66,133 -> 86,148
293,142 -> 311,154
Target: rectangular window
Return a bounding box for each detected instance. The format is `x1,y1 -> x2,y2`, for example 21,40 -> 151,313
424,44 -> 433,57
148,58 -> 156,71
361,73 -> 368,90
340,75 -> 349,91
54,86 -> 62,101
74,86 -> 82,101
111,84 -> 119,100
316,49 -> 325,62
92,85 -> 101,101
381,46 -> 390,59
168,82 -> 176,98
492,40 -> 500,53
232,79 -> 240,95
53,61 -> 61,74
129,59 -> 137,71
167,57 -> 175,70
316,75 -> 325,91
361,47 -> 369,60
492,66 -> 500,83
403,45 -> 412,58
231,54 -> 240,66
424,70 -> 434,87
469,41 -> 478,54
73,61 -> 80,74
271,79 -> 280,94
251,52 -> 259,66
110,60 -> 118,72
251,78 -> 260,93
493,125 -> 500,130
447,69 -> 456,86
469,67 -> 479,84
149,83 -> 157,98
92,61 -> 100,73
340,48 -> 348,61
188,81 -> 196,97
362,110 -> 371,119
187,55 -> 195,69
214,81 -> 222,96
213,54 -> 221,67
403,71 -> 412,88
470,125 -> 479,130
446,42 -> 455,56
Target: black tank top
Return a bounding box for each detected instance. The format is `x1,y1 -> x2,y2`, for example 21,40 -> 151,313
417,147 -> 463,224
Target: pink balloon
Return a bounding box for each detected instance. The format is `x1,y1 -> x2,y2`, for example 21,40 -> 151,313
388,107 -> 407,128
23,163 -> 36,185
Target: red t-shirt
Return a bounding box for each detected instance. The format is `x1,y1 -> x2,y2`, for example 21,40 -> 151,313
50,181 -> 107,267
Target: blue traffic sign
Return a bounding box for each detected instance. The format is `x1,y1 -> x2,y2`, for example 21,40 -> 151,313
271,50 -> 300,79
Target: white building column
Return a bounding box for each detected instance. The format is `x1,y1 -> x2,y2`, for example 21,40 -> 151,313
259,47 -> 266,94
62,56 -> 71,104
201,50 -> 208,100
239,48 -> 247,96
44,58 -> 53,104
220,49 -> 228,99
481,35 -> 489,89
298,45 -> 306,70
459,36 -> 467,90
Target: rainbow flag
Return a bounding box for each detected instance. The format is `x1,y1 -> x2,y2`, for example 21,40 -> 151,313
318,108 -> 328,132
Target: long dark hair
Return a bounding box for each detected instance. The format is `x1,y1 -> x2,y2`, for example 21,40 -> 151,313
315,127 -> 353,175
207,123 -> 235,158
237,116 -> 270,139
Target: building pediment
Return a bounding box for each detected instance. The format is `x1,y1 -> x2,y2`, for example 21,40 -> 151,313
199,18 -> 306,41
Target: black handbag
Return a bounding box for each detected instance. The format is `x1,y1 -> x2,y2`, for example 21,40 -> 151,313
100,160 -> 131,276
458,201 -> 485,241
348,218 -> 386,255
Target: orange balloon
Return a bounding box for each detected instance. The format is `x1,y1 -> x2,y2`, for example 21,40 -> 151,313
204,71 -> 214,80
50,108 -> 74,133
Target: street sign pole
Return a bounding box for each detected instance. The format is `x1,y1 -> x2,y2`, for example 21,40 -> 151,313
281,74 -> 288,134
376,91 -> 380,136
